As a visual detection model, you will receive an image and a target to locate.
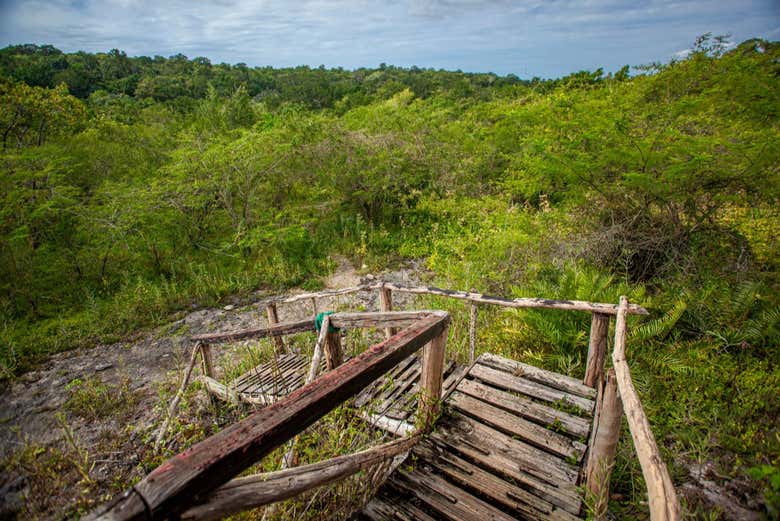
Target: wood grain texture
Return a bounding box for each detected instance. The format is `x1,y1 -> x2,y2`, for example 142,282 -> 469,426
584,313 -> 610,388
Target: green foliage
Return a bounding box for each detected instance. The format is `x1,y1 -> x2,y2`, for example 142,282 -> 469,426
0,36 -> 778,516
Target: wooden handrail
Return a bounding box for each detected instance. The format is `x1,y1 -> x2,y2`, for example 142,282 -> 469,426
89,312 -> 449,520
612,296 -> 680,520
181,435 -> 421,521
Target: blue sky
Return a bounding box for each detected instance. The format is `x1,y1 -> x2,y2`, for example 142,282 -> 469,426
0,0 -> 778,78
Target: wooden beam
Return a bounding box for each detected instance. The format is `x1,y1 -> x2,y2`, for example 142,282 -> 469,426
265,303 -> 284,352
199,343 -> 215,379
418,325 -> 448,431
584,313 -> 610,387
370,282 -> 649,315
612,296 -> 681,521
89,312 -> 450,520
379,285 -> 397,339
181,435 -> 421,521
191,319 -> 314,345
585,368 -> 622,519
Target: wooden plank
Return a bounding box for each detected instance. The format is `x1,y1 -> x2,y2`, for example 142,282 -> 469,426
372,282 -> 649,315
391,467 -> 518,521
90,312 -> 450,520
363,494 -> 439,521
470,363 -> 594,415
478,353 -> 596,400
448,391 -> 586,461
612,297 -> 680,521
431,421 -> 581,514
192,318 -> 314,344
414,440 -> 581,521
440,413 -> 579,485
181,435 -> 421,521
456,378 -> 590,439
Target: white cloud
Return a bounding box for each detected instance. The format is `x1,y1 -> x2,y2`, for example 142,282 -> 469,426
0,0 -> 777,77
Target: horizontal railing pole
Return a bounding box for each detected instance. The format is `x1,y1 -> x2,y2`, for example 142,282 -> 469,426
181,435 -> 421,521
191,319 -> 314,345
370,282 -> 649,315
89,312 -> 450,521
612,296 -> 680,521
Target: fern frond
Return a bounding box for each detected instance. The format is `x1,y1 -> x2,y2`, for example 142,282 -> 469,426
630,299 -> 687,342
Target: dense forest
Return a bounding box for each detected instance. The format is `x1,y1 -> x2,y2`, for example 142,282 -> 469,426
0,35 -> 778,518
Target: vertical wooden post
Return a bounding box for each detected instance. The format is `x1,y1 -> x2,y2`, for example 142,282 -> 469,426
324,330 -> 343,370
265,302 -> 284,352
379,285 -> 396,339
200,343 -> 215,379
417,325 -> 448,432
586,368 -> 623,520
468,300 -> 477,364
311,297 -> 318,317
584,312 -> 610,388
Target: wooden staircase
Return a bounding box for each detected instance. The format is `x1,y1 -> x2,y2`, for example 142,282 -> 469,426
356,353 -> 595,520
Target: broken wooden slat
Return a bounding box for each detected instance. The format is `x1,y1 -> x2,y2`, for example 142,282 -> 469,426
362,493 -> 439,521
391,466 -> 518,521
413,440 -> 581,521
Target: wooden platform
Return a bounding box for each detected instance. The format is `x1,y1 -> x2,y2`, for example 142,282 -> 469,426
354,353 -> 597,521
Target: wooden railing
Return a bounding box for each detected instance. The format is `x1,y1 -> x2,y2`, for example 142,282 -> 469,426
90,310 -> 450,521
96,282 -> 680,520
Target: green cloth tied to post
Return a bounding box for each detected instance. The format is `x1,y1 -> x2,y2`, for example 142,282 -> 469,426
315,311 -> 339,333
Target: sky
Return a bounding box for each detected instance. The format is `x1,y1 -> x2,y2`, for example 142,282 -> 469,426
0,0 -> 778,78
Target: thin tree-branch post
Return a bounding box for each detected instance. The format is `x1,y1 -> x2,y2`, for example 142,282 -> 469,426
154,342 -> 202,449
468,300 -> 477,364
379,285 -> 396,339
417,325 -> 448,432
585,368 -> 622,519
584,313 -> 610,387
265,302 -> 284,352
612,296 -> 681,520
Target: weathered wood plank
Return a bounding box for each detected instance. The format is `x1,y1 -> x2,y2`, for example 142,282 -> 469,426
413,441 -> 581,521
470,363 -> 594,415
431,421 -> 581,514
448,391 -> 586,461
391,467 -> 518,521
91,313 -> 449,520
456,378 -> 590,439
478,353 -> 596,400
440,413 -> 579,485
181,435 -> 421,521
329,311 -> 431,330
363,494 -> 439,521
